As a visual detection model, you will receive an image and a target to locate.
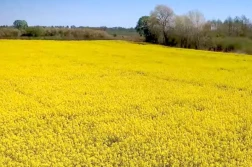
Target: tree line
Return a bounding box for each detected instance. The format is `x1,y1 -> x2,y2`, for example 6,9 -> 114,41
135,5 -> 252,54
0,20 -> 138,40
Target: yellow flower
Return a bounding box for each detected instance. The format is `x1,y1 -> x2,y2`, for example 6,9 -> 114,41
0,40 -> 251,166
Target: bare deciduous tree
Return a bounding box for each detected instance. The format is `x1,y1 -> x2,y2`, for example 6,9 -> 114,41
187,10 -> 206,49
175,15 -> 192,48
150,5 -> 175,45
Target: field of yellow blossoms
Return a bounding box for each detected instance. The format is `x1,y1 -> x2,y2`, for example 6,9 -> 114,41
0,40 -> 252,166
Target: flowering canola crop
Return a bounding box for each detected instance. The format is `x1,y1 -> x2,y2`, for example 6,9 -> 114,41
0,40 -> 252,166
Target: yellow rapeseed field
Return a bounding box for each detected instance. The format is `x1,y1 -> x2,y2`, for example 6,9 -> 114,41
0,40 -> 252,166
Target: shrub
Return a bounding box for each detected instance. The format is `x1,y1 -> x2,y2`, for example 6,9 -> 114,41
23,27 -> 45,37
0,28 -> 21,38
0,27 -> 113,40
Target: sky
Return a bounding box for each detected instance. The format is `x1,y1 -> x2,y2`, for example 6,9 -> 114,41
0,0 -> 252,27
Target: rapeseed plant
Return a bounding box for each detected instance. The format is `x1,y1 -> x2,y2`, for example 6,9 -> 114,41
0,40 -> 252,166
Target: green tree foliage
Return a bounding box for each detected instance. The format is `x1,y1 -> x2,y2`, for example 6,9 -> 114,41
24,27 -> 45,37
13,20 -> 28,30
135,16 -> 149,36
135,16 -> 157,43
